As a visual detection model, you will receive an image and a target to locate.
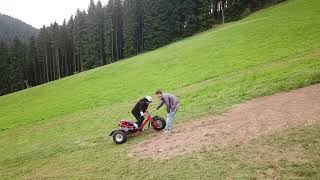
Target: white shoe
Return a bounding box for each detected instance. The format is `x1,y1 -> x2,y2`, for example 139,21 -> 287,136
164,130 -> 171,134
133,123 -> 139,129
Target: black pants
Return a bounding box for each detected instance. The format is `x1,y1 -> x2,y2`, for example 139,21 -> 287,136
132,111 -> 144,127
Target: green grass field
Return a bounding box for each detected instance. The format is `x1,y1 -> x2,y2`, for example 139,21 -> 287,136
1,0 -> 320,179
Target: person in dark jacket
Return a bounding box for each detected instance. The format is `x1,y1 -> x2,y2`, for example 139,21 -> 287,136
154,90 -> 180,133
131,96 -> 153,129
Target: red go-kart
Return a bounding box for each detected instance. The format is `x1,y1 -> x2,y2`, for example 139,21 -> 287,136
110,112 -> 166,144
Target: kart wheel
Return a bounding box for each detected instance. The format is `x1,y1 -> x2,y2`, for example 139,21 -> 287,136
152,116 -> 166,131
112,130 -> 127,144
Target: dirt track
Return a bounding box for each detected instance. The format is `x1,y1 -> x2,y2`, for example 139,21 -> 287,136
131,84 -> 320,158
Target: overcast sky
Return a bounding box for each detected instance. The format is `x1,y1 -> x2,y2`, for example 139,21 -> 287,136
0,0 -> 103,28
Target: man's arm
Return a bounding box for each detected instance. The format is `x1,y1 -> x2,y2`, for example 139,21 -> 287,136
156,100 -> 164,110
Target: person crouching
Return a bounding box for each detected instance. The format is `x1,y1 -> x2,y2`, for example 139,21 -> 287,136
132,96 -> 152,129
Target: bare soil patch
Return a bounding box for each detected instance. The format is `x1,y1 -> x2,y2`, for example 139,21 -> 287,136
131,84 -> 320,158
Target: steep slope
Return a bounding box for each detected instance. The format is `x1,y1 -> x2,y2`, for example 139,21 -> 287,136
0,13 -> 36,43
1,0 -> 319,131
0,0 -> 320,179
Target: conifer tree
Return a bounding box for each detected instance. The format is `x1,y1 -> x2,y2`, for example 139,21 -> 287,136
123,0 -> 137,57
9,37 -> 27,91
27,35 -> 38,86
67,16 -> 76,74
83,0 -> 99,69
104,0 -> 114,64
96,0 -> 106,65
0,39 -> 9,95
113,0 -> 124,61
105,0 -> 124,62
73,9 -> 86,72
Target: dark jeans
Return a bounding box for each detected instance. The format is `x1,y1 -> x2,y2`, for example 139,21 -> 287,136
132,111 -> 144,127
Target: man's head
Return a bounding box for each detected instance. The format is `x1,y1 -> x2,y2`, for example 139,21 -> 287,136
155,90 -> 163,99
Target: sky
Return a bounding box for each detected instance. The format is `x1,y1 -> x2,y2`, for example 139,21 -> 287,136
0,0 -> 103,29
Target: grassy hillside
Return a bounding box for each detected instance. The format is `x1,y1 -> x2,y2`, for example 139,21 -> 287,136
0,0 -> 320,179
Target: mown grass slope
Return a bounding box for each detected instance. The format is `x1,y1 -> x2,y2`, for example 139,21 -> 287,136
0,0 -> 320,179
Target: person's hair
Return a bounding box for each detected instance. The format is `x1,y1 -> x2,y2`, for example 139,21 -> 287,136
155,90 -> 163,95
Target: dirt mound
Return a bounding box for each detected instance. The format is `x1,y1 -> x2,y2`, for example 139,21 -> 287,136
131,84 -> 320,158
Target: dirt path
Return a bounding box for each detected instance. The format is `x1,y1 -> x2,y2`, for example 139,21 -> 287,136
131,84 -> 320,158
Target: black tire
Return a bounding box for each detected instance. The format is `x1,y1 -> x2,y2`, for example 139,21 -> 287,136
112,130 -> 127,144
152,116 -> 166,131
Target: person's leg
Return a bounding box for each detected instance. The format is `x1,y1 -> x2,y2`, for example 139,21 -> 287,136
166,106 -> 179,131
165,111 -> 175,131
165,113 -> 171,131
137,116 -> 144,127
132,112 -> 141,128
132,112 -> 139,122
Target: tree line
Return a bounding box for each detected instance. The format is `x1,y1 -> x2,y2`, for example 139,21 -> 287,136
0,0 -> 285,96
